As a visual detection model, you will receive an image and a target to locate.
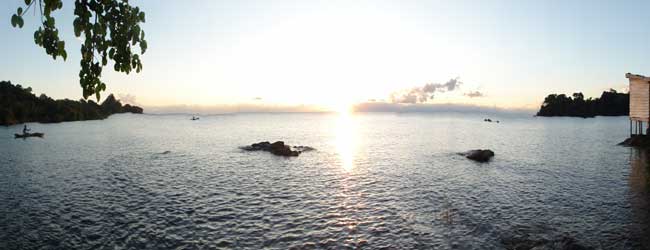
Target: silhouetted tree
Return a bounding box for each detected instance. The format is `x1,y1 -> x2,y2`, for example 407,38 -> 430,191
537,89 -> 629,118
0,81 -> 143,126
10,0 -> 147,100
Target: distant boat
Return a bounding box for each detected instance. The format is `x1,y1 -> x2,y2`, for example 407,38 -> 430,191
191,116 -> 200,120
15,132 -> 44,139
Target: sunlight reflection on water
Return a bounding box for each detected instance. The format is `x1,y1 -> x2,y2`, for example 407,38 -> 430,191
1,113 -> 648,249
335,111 -> 358,172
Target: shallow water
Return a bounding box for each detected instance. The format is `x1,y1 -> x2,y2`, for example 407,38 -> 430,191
0,112 -> 648,249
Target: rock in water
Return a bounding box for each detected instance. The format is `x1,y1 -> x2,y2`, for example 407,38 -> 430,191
269,141 -> 299,156
241,141 -> 311,157
619,135 -> 650,148
462,149 -> 495,162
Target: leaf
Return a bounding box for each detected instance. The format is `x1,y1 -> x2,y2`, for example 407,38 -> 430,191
73,18 -> 81,37
17,7 -> 23,16
17,16 -> 24,28
24,0 -> 31,5
46,17 -> 54,27
140,40 -> 147,54
61,50 -> 67,61
11,14 -> 17,28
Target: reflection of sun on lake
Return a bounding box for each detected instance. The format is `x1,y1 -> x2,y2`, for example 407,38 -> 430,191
335,110 -> 358,172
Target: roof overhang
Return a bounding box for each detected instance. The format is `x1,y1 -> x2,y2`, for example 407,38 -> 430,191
626,72 -> 650,82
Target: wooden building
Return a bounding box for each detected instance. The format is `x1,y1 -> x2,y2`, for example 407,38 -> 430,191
626,73 -> 650,135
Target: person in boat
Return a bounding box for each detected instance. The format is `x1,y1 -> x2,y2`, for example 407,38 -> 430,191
23,124 -> 30,135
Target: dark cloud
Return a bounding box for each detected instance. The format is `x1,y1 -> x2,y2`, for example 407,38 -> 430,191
464,91 -> 484,98
390,78 -> 463,104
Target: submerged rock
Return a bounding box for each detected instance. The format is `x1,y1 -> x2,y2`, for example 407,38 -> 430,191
460,149 -> 495,162
241,141 -> 313,157
619,135 -> 650,148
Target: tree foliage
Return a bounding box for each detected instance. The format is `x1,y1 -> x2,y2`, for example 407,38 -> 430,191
10,0 -> 147,100
0,80 -> 143,126
537,89 -> 629,118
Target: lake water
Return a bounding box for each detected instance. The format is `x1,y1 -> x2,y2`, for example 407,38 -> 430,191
0,112 -> 648,249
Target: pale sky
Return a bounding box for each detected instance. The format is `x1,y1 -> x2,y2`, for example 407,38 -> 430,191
2,0 -> 649,111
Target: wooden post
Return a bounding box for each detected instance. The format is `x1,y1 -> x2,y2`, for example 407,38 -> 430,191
631,119 -> 633,137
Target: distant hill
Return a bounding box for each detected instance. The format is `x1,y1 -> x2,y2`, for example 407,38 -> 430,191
536,89 -> 628,118
0,81 -> 143,126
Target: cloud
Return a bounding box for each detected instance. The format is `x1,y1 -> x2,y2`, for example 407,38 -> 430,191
464,91 -> 484,98
117,94 -> 138,105
352,102 -> 534,116
390,78 -> 463,104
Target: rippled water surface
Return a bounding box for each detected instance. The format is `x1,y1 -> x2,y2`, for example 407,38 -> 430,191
1,113 -> 649,249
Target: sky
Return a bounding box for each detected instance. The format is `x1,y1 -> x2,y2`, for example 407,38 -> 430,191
2,0 -> 650,112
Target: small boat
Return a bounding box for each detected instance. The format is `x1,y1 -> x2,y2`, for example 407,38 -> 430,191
14,132 -> 44,139
191,116 -> 200,120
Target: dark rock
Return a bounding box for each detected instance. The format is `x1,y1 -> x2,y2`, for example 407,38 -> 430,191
241,141 -> 313,157
484,118 -> 500,123
269,141 -> 298,156
619,135 -> 650,148
123,104 -> 144,114
460,149 -> 495,162
292,145 -> 316,152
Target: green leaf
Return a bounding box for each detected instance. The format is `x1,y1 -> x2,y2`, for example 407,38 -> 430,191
73,18 -> 81,37
17,7 -> 23,16
140,40 -> 147,54
24,0 -> 31,5
17,17 -> 24,28
61,50 -> 67,61
10,14 -> 17,28
46,17 -> 54,27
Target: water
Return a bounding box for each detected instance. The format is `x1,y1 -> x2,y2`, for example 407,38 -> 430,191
0,112 -> 648,249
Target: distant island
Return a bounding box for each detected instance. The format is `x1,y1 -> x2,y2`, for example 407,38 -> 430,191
537,89 -> 629,118
0,81 -> 143,126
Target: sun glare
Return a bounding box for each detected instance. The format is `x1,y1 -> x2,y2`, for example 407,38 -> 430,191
335,110 -> 358,172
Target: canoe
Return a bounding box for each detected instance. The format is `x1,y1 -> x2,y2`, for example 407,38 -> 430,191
14,133 -> 44,139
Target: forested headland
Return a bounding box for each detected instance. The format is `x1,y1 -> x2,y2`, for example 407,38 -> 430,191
537,89 -> 629,118
1,81 -> 143,126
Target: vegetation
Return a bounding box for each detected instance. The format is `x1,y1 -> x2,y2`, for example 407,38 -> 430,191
537,89 -> 629,118
10,0 -> 147,100
0,80 -> 142,126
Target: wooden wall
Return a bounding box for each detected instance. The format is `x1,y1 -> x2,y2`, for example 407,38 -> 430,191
630,78 -> 650,122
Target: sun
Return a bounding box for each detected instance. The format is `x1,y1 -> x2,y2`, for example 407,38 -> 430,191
332,101 -> 353,116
